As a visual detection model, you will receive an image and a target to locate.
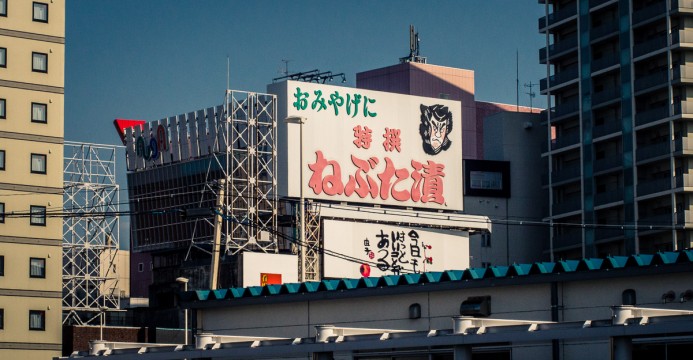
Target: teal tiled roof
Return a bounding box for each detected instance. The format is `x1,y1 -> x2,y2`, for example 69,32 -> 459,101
184,250 -> 693,303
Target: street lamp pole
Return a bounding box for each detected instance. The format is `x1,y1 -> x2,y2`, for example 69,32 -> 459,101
176,277 -> 189,345
285,116 -> 307,281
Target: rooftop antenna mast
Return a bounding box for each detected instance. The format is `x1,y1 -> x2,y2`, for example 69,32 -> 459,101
524,82 -> 538,113
400,24 -> 427,64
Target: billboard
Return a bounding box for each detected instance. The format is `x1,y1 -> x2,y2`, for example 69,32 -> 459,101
271,80 -> 463,211
323,220 -> 469,278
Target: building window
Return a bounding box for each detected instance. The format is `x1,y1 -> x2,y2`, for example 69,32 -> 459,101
138,262 -> 144,272
32,2 -> 48,23
0,98 -> 6,119
29,205 -> 46,226
31,153 -> 46,174
32,52 -> 47,73
29,310 -> 45,331
30,257 -> 45,278
0,150 -> 5,170
0,255 -> 4,275
0,47 -> 6,68
31,102 -> 46,123
481,233 -> 491,247
0,0 -> 6,17
0,309 -> 3,330
0,202 -> 4,223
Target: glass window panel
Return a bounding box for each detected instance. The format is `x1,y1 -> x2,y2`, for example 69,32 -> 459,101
30,205 -> 46,226
0,99 -> 6,118
0,48 -> 6,67
0,150 -> 5,170
32,52 -> 47,72
0,0 -> 6,16
29,310 -> 45,330
0,203 -> 4,223
31,154 -> 46,174
30,257 -> 45,278
31,103 -> 46,123
33,2 -> 48,22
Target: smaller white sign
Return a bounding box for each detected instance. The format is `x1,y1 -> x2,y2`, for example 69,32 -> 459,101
323,220 -> 469,279
241,252 -> 298,287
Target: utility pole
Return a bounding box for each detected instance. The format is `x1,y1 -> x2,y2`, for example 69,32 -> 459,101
524,82 -> 538,113
210,179 -> 225,290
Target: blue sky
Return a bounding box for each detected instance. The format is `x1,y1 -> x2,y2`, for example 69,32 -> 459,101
65,0 -> 546,145
65,1 -> 547,248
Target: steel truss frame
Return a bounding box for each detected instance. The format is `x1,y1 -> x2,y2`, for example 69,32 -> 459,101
187,90 -> 278,257
63,142 -> 120,325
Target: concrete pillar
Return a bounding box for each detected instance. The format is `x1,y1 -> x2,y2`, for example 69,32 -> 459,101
453,345 -> 473,360
613,336 -> 632,360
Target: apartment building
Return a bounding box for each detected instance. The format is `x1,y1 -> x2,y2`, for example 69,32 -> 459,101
0,0 -> 64,358
541,0 -> 693,260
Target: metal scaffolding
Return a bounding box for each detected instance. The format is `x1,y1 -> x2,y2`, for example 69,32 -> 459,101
187,90 -> 279,257
63,142 -> 120,325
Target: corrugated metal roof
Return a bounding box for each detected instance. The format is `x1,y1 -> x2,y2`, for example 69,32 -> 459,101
182,250 -> 693,303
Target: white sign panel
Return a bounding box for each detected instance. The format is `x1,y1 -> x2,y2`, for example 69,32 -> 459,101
271,80 -> 463,211
323,220 -> 469,278
241,252 -> 298,287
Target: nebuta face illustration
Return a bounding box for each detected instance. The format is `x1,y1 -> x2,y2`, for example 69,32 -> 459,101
419,104 -> 453,155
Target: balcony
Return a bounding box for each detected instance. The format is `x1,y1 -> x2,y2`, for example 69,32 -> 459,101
553,196 -> 582,215
590,0 -> 617,7
593,155 -> 622,173
637,177 -> 672,196
552,164 -> 581,183
592,54 -> 619,73
634,70 -> 668,93
539,36 -> 578,63
638,213 -> 673,227
633,34 -> 668,58
595,227 -> 624,241
592,87 -> 620,107
539,4 -> 577,29
632,1 -> 667,26
672,65 -> 693,84
636,141 -> 670,162
595,190 -> 624,206
672,0 -> 693,12
553,227 -> 582,249
548,100 -> 580,122
674,137 -> 693,153
540,67 -> 579,91
593,120 -> 621,138
552,129 -> 581,151
634,105 -> 670,127
675,174 -> 693,188
590,22 -> 619,42
676,210 -> 693,226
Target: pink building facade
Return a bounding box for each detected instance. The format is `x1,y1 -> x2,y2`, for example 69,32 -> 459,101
357,62 -> 535,159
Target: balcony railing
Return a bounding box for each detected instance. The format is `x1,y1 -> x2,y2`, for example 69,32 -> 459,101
674,137 -> 693,152
635,105 -> 670,126
540,37 -> 579,63
595,227 -> 624,241
552,164 -> 581,183
676,210 -> 693,225
595,190 -> 624,206
593,120 -> 621,138
592,87 -> 620,106
632,1 -> 667,26
539,3 -> 577,29
675,174 -> 693,188
591,22 -> 619,41
638,213 -> 673,227
553,196 -> 582,215
634,70 -> 668,93
552,100 -> 580,120
552,129 -> 581,150
637,177 -> 672,196
592,54 -> 619,73
636,141 -> 670,162
593,155 -> 622,173
633,34 -> 668,58
672,65 -> 693,83
540,66 -> 579,91
553,227 -> 582,248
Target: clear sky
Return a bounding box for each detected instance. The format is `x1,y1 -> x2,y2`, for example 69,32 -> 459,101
65,0 -> 546,145
65,1 -> 547,248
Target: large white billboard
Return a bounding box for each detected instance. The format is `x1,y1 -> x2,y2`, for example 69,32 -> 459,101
270,80 -> 463,211
323,220 -> 469,278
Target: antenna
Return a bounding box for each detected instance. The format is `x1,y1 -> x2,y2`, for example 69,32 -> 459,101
524,82 -> 538,113
281,59 -> 291,76
226,55 -> 230,91
516,50 -> 519,112
400,24 -> 427,64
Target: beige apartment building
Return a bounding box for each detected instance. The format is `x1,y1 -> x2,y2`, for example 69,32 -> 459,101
0,0 -> 64,358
